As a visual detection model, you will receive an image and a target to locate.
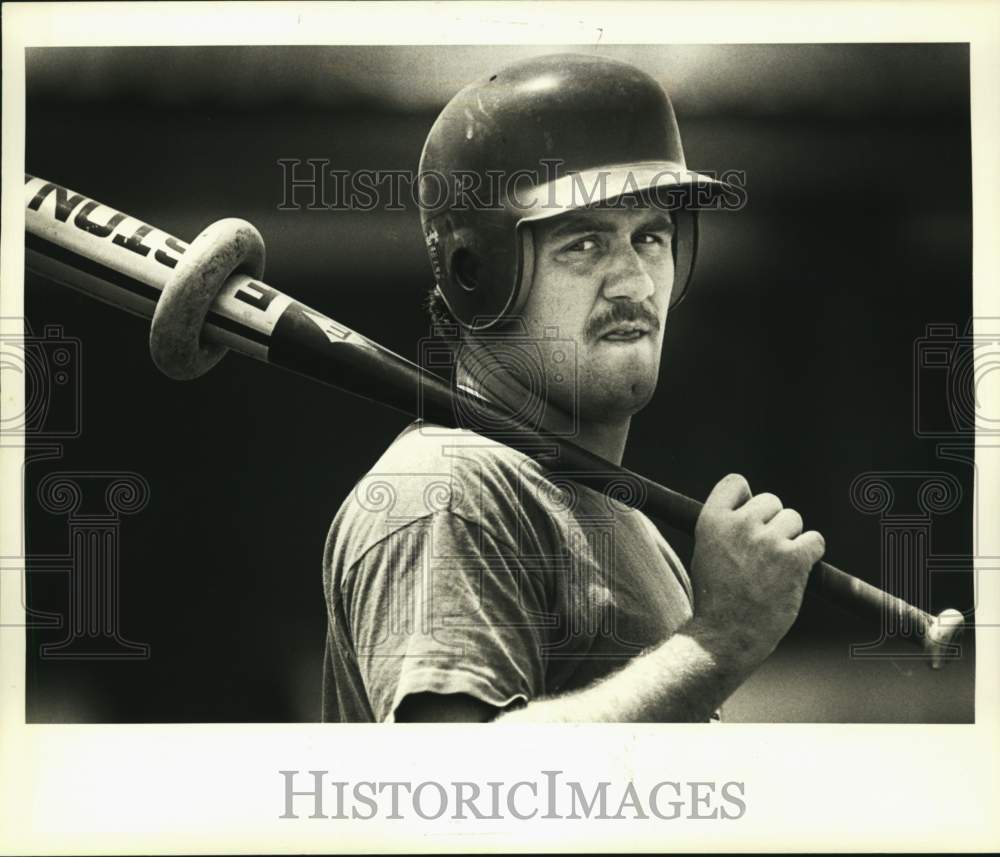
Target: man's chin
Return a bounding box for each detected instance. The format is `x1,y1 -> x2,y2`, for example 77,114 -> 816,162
593,347 -> 660,395
578,369 -> 659,421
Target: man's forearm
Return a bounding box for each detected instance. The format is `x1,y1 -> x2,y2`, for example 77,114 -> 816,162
496,618 -> 759,723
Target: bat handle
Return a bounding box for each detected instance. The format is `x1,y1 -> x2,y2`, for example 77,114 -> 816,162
806,560 -> 965,667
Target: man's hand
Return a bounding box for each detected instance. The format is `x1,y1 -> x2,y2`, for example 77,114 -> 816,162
689,473 -> 826,671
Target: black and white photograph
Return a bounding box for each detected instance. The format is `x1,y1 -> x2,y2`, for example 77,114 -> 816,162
2,1 -> 999,853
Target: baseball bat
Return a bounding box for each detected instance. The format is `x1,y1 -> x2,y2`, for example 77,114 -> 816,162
22,175 -> 965,664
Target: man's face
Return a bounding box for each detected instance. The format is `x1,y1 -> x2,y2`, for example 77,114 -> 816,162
515,201 -> 676,424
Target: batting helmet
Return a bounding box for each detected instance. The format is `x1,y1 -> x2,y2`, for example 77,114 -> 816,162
419,53 -> 723,331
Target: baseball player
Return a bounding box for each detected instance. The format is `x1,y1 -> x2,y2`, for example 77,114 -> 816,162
321,53 -> 826,723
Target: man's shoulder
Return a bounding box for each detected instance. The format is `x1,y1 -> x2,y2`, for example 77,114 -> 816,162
377,420 -> 533,470
367,420 -> 548,506
326,422 -> 555,571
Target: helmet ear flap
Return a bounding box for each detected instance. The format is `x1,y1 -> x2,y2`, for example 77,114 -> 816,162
428,223 -> 484,327
435,219 -> 527,331
669,208 -> 700,308
451,247 -> 480,293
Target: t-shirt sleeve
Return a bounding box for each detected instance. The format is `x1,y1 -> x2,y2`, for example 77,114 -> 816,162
340,510 -> 550,722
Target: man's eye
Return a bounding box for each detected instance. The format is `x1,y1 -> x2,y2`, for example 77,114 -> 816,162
566,237 -> 598,252
634,232 -> 666,246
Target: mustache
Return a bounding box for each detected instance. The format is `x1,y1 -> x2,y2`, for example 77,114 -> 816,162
585,301 -> 661,340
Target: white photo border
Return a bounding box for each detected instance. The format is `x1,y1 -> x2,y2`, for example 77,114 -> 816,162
2,1 -> 998,853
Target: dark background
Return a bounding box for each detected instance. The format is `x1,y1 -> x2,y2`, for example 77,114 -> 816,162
22,45 -> 974,722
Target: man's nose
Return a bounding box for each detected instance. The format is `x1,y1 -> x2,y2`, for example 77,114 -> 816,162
601,245 -> 656,303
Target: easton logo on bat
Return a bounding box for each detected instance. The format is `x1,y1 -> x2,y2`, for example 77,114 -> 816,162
23,176 -> 302,360
24,175 -> 375,364
25,177 -> 188,270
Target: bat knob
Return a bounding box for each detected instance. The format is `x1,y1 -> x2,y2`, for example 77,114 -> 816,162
924,608 -> 965,669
